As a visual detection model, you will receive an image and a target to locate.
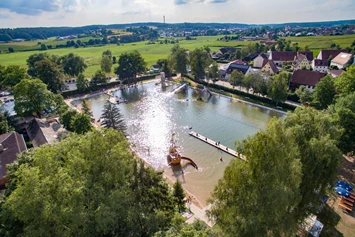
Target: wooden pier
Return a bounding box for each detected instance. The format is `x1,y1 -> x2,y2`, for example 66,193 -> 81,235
189,131 -> 246,161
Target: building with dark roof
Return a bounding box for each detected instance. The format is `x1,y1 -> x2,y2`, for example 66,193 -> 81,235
312,59 -> 328,73
261,60 -> 279,75
0,131 -> 27,189
269,51 -> 313,66
289,70 -> 326,91
316,49 -> 348,61
293,53 -> 311,70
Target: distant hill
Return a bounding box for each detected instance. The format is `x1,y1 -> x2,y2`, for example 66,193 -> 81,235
0,20 -> 354,41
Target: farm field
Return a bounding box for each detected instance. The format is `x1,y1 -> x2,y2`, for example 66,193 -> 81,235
0,34 -> 354,77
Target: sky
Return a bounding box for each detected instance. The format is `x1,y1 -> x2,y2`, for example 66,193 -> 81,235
0,0 -> 354,28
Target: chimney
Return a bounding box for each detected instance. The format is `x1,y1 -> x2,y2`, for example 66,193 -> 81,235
0,143 -> 3,152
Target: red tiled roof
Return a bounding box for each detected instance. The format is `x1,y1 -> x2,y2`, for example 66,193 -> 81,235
290,70 -> 326,87
0,132 -> 27,180
231,59 -> 247,65
270,51 -> 313,62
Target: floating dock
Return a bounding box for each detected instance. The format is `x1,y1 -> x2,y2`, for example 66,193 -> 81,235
188,131 -> 246,161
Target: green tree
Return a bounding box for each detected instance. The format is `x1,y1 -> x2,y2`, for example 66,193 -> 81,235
312,75 -> 335,109
27,53 -> 59,78
209,119 -> 302,236
243,73 -> 261,94
229,70 -> 244,89
90,70 -> 107,89
334,65 -> 355,95
267,72 -> 289,105
208,62 -> 219,81
254,75 -> 268,96
0,111 -> 14,134
59,109 -> 78,131
71,113 -> 93,134
190,48 -> 210,80
76,73 -> 89,92
0,129 -> 175,236
40,44 -> 47,50
81,100 -> 92,117
115,51 -> 146,84
170,45 -> 189,77
101,55 -> 113,73
330,92 -> 355,153
34,58 -> 64,92
100,102 -> 127,135
0,65 -> 28,88
156,58 -> 172,78
102,49 -> 112,59
14,79 -> 55,118
295,85 -> 313,104
173,181 -> 186,211
61,53 -> 87,77
8,47 -> 14,53
284,107 -> 342,221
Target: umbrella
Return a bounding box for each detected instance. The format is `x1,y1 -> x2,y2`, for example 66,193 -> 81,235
334,186 -> 350,197
336,180 -> 353,191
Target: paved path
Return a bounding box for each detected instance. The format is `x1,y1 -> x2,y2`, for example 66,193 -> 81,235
186,203 -> 215,227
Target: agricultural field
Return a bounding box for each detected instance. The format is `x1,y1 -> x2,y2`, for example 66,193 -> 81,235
0,34 -> 354,77
282,34 -> 355,57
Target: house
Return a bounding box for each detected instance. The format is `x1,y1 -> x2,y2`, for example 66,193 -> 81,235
243,52 -> 260,62
213,47 -> 238,59
26,118 -> 67,148
316,49 -> 347,61
289,70 -> 326,92
268,51 -> 313,66
261,60 -> 279,76
311,59 -> 328,73
150,64 -> 161,73
253,54 -> 268,68
0,131 -> 27,189
224,60 -> 251,80
328,69 -> 345,78
292,53 -> 311,70
330,52 -> 353,69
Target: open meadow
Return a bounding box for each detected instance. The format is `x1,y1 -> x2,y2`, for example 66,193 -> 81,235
0,34 -> 354,77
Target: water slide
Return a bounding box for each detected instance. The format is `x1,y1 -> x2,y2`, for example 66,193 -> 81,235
181,157 -> 198,170
171,83 -> 188,93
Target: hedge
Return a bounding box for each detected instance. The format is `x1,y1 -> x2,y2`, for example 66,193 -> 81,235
183,74 -> 296,111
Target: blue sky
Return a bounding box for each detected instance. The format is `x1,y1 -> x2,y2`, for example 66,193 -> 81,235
0,0 -> 354,28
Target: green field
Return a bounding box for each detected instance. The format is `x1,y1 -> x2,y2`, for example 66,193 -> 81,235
0,34 -> 354,77
0,36 -> 252,77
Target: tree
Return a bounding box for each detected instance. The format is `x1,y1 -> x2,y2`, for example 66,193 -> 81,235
0,65 -> 28,88
100,55 -> 113,73
295,85 -> 313,104
254,75 -> 268,96
330,92 -> 355,153
14,79 -> 55,118
71,113 -> 93,134
267,72 -> 289,105
90,70 -> 107,88
190,48 -> 210,80
34,58 -> 64,92
229,70 -> 244,89
0,129 -> 175,236
208,62 -> 219,81
112,56 -> 117,64
40,44 -> 47,50
312,75 -> 335,109
81,100 -> 92,117
208,119 -> 302,236
114,51 -> 146,84
170,45 -> 189,77
59,109 -> 78,131
61,53 -> 87,77
8,47 -> 14,53
102,49 -> 112,59
334,65 -> 355,95
101,102 -> 127,135
173,181 -> 185,211
156,59 -> 172,78
284,107 -> 342,221
76,73 -> 89,92
26,53 -> 60,78
0,111 -> 14,134
243,73 -> 261,94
